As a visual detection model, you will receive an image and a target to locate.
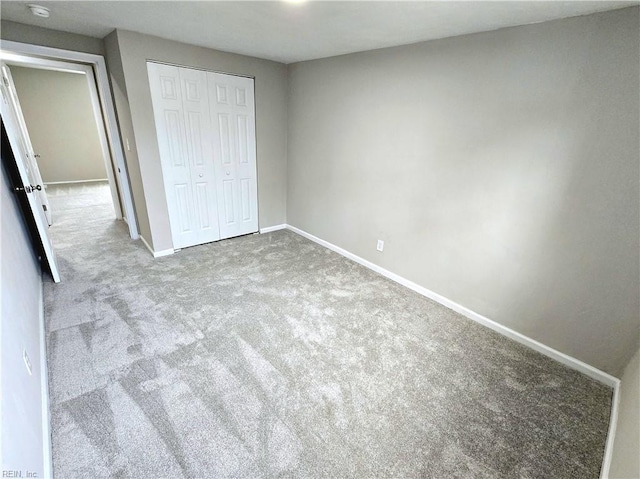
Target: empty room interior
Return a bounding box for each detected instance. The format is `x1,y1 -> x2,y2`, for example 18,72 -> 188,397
0,1 -> 639,478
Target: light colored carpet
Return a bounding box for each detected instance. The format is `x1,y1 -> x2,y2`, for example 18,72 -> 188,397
44,182 -> 612,478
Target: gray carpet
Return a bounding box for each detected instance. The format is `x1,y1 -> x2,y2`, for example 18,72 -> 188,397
44,182 -> 612,478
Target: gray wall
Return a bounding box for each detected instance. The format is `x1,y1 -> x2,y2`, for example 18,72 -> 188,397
1,163 -> 48,476
610,347 -> 640,478
105,30 -> 288,251
11,66 -> 108,183
0,20 -> 105,56
287,7 -> 640,376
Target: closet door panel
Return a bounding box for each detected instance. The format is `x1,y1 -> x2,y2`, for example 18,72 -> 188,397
147,62 -> 197,249
232,80 -> 258,234
178,67 -> 220,245
149,63 -> 257,250
208,73 -> 258,240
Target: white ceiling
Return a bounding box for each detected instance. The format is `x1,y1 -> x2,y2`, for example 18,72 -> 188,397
1,1 -> 637,64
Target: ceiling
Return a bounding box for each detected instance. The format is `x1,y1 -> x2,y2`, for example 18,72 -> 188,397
1,1 -> 637,64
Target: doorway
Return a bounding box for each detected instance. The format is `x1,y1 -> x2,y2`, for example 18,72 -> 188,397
1,40 -> 138,237
1,51 -> 130,223
1,41 -> 139,282
8,63 -> 122,220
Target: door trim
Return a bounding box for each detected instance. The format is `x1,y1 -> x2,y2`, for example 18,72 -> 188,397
0,40 -> 139,240
146,59 -> 255,79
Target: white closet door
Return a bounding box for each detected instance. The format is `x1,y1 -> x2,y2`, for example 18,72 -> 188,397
178,67 -> 220,245
208,73 -> 258,240
147,62 -> 220,249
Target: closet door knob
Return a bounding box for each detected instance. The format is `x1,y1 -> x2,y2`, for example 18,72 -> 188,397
226,170 -> 230,176
199,173 -> 203,177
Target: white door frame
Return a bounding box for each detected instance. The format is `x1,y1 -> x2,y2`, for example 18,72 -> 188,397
0,40 -> 139,240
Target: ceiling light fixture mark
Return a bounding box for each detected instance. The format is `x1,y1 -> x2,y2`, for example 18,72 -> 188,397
27,4 -> 50,18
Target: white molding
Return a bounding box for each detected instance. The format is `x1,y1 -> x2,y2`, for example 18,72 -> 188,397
285,224 -> 619,388
601,381 -> 622,479
139,235 -> 174,258
38,277 -> 53,479
81,62 -> 124,221
44,179 -> 108,185
0,40 -> 140,240
260,224 -> 287,234
139,235 -> 154,256
153,248 -> 175,258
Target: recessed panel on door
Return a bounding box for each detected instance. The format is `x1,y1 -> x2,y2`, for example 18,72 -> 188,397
185,112 -> 204,166
218,114 -> 231,165
174,183 -> 193,233
195,182 -> 212,229
165,110 -> 184,167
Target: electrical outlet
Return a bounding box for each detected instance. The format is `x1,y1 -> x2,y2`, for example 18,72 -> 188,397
126,138 -> 131,151
377,239 -> 384,252
23,349 -> 33,376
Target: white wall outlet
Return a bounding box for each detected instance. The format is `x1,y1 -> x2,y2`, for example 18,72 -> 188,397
23,349 -> 33,376
377,239 -> 384,252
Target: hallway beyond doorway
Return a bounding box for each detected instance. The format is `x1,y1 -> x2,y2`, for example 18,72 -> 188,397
46,181 -> 124,255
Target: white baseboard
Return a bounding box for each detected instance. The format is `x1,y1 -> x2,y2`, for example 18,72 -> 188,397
44,179 -> 108,185
601,382 -> 621,479
285,224 -> 618,388
139,235 -> 174,258
38,276 -> 53,479
260,224 -> 287,234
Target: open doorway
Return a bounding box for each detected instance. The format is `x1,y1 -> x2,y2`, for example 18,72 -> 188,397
1,41 -> 139,281
9,64 -> 122,223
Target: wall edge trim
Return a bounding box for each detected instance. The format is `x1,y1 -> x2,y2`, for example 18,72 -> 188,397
601,383 -> 622,479
39,275 -> 53,478
44,179 -> 108,185
139,234 -> 174,258
260,224 -> 287,234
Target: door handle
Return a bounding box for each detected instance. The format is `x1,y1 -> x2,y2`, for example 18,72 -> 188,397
15,184 -> 42,193
226,170 -> 230,176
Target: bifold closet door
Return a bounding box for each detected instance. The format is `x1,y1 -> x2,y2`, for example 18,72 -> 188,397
147,62 -> 221,249
208,73 -> 258,240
